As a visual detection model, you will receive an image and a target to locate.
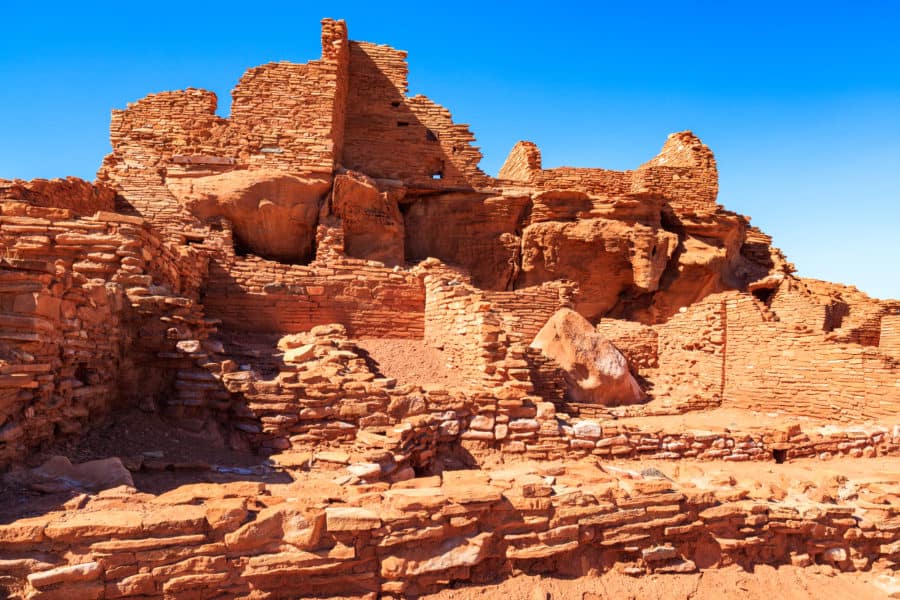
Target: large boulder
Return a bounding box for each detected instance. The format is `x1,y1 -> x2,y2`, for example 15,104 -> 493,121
531,308 -> 644,406
167,169 -> 328,263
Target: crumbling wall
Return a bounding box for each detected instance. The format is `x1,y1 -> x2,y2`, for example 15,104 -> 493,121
419,263 -> 500,384
595,318 -> 660,379
766,281 -> 831,333
2,465 -> 900,599
203,224 -> 424,338
632,131 -> 719,214
497,141 -> 632,194
342,42 -> 488,189
498,131 -> 718,214
486,281 -> 575,344
0,201 -> 210,467
98,19 -> 350,244
0,178 -> 115,216
652,295 -> 728,412
723,294 -> 899,421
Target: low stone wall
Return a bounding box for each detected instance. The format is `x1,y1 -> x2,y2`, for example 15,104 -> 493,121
554,420 -> 900,462
0,178 -> 115,217
203,228 -> 424,338
724,295 -> 899,421
1,464 -> 898,599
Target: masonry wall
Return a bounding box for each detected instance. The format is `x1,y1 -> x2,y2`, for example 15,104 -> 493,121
881,314 -> 900,360
203,225 -> 424,338
498,132 -> 719,217
420,265 -> 499,384
595,318 -> 659,371
342,42 -> 488,189
98,19 -> 350,242
767,283 -> 831,333
723,295 -> 899,421
534,167 -> 633,196
652,295 -> 727,412
486,282 -> 574,344
0,201 -> 211,467
4,464 -> 900,599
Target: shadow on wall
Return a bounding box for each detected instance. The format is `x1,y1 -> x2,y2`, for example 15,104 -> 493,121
341,44 -> 479,189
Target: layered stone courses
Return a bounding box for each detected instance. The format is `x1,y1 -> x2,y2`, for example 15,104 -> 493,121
0,17 -> 898,599
2,463 -> 900,598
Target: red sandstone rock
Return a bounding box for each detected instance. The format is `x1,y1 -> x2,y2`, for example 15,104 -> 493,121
331,171 -> 405,267
166,169 -> 327,262
532,309 -> 644,405
27,455 -> 134,493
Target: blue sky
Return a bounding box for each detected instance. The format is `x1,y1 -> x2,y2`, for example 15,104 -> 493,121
2,1 -> 898,299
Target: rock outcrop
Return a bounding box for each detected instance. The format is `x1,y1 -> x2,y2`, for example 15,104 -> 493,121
331,171 -> 405,266
531,308 -> 644,405
166,169 -> 328,263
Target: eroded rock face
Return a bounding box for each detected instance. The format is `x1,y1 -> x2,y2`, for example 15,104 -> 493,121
520,219 -> 677,320
404,192 -> 529,290
167,169 -> 328,262
0,177 -> 116,216
331,171 -> 405,267
531,308 -> 645,405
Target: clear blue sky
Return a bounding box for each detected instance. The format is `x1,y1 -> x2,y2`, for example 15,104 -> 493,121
2,1 -> 898,299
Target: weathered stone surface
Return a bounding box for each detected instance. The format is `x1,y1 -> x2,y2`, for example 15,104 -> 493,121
520,218 -> 676,320
44,510 -> 144,542
27,455 -> 134,493
381,532 -> 493,578
167,169 -> 328,263
532,308 -> 644,405
325,506 -> 381,531
332,171 -> 405,267
27,561 -> 101,588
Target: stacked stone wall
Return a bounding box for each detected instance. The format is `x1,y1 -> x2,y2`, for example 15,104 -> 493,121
0,201 -> 211,466
2,464 -> 899,599
723,295 -> 899,421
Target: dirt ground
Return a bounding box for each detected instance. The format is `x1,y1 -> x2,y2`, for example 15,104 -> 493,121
610,406 -> 886,433
356,337 -> 465,389
423,565 -> 899,600
0,409 -> 283,520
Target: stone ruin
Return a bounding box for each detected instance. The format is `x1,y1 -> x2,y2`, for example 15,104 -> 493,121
0,18 -> 898,600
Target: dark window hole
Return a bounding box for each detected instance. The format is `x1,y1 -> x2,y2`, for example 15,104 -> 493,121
75,363 -> 90,385
397,121 -> 409,127
233,234 -> 252,257
773,448 -> 787,464
391,101 -> 401,107
752,287 -> 776,305
425,129 -> 438,142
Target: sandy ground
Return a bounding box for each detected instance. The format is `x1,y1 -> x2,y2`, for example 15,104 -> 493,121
356,337 -> 465,389
423,566 -> 898,600
0,410 -> 281,520
610,406 -> 887,433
